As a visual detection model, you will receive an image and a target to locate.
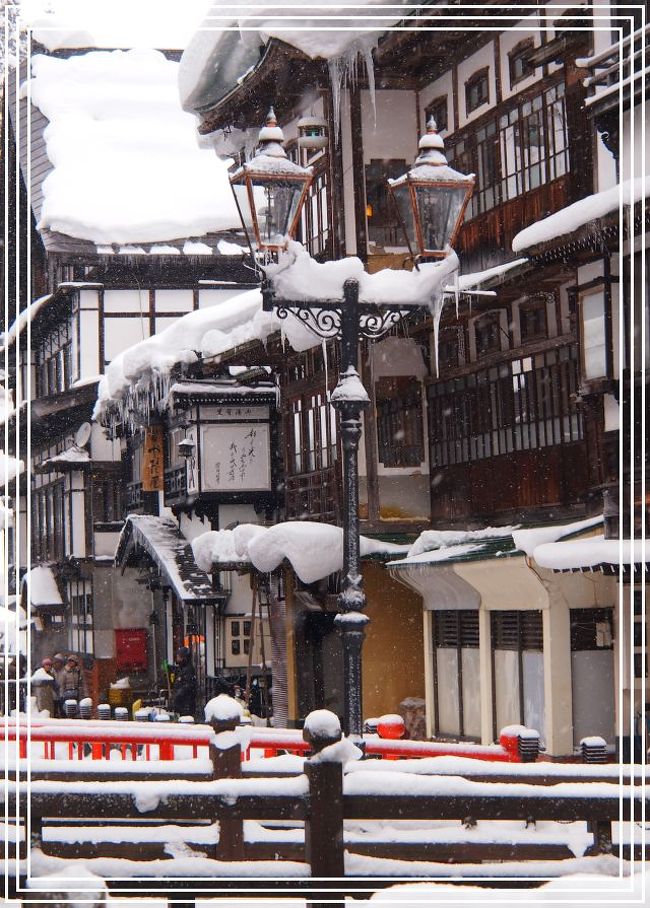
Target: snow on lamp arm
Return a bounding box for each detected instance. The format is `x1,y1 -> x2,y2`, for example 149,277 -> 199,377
388,117 -> 475,263
229,107 -> 314,253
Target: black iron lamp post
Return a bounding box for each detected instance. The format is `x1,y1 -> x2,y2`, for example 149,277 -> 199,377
233,111 -> 474,737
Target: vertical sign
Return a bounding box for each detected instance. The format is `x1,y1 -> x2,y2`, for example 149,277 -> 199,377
142,425 -> 164,491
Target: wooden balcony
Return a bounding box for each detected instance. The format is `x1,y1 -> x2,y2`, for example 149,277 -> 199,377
285,464 -> 341,523
581,24 -> 648,119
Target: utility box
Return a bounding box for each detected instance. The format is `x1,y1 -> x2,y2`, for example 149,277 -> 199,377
115,628 -> 148,672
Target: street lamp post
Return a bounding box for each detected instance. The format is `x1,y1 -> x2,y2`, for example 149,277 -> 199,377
232,110 -> 474,737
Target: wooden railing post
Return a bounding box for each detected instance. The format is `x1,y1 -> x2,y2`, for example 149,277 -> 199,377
209,705 -> 244,862
305,760 -> 345,877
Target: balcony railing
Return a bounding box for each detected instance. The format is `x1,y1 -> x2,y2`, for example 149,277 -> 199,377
581,25 -> 648,115
164,466 -> 187,503
286,464 -> 341,523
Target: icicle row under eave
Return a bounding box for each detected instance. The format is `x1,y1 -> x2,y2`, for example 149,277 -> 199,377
328,36 -> 379,143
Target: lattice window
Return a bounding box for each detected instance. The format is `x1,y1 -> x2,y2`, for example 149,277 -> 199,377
376,376 -> 424,468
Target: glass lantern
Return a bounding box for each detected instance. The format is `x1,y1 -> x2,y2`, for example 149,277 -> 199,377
388,117 -> 475,260
230,107 -> 313,252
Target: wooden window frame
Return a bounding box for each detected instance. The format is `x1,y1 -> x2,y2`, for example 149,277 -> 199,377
432,610 -> 480,740
474,311 -> 504,358
519,298 -> 549,343
508,38 -> 535,88
375,376 -> 424,468
425,95 -> 448,132
465,67 -> 490,114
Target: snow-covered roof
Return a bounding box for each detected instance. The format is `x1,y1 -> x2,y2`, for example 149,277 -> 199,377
192,521 -> 409,584
115,515 -> 223,603
388,526 -> 518,569
3,294 -> 53,347
512,176 -> 648,253
22,566 -> 63,607
179,1 -> 409,114
38,446 -> 90,472
512,515 -> 604,558
25,49 -> 241,245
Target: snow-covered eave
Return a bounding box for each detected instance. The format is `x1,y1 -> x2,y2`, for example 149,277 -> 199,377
195,38 -> 322,135
512,176 -> 648,255
532,537 -> 649,574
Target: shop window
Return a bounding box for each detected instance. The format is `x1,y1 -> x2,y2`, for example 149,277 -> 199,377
432,610 -> 480,739
92,478 -> 123,524
375,376 -> 424,468
465,68 -> 490,113
365,158 -> 407,248
425,96 -> 448,132
491,610 -> 544,740
509,38 -> 535,87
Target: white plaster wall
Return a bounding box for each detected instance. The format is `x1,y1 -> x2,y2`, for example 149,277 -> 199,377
103,289 -> 147,312
154,289 -> 194,312
104,317 -> 149,363
360,89 -> 418,165
70,474 -> 86,558
179,511 -> 212,541
90,422 -> 120,462
198,288 -> 252,309
218,504 -> 260,529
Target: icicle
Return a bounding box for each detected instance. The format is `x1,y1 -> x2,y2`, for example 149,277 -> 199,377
322,338 -> 329,401
454,268 -> 460,320
361,42 -> 377,126
431,291 -> 445,379
328,55 -> 343,145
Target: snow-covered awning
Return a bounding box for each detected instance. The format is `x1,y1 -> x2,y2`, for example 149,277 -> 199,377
35,446 -> 90,473
388,527 -> 519,570
531,537 -> 649,576
21,566 -> 64,612
115,515 -> 224,603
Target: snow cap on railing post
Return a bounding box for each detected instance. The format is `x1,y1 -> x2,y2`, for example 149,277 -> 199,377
205,694 -> 244,779
581,735 -> 607,763
499,725 -> 539,762
303,709 -> 342,755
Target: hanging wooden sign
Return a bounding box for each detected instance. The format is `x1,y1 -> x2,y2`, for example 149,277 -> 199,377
142,425 -> 164,491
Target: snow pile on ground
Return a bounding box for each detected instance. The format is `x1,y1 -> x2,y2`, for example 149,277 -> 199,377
25,49 -> 240,244
513,175 -> 648,251
192,521 -> 409,584
513,515 -> 603,557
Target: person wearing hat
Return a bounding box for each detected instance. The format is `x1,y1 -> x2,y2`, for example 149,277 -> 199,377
32,659 -> 56,716
170,646 -> 197,718
59,654 -> 85,708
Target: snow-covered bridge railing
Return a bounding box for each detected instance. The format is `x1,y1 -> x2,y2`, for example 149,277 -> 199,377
1,717 -> 539,763
5,731 -> 647,884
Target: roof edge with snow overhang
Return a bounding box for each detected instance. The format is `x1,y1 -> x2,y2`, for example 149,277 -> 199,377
115,515 -> 224,603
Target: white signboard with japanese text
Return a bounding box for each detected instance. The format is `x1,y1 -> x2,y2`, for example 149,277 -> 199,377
199,423 -> 271,492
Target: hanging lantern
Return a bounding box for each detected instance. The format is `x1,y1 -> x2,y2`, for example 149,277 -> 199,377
387,117 -> 475,260
297,114 -> 328,150
229,107 -> 313,252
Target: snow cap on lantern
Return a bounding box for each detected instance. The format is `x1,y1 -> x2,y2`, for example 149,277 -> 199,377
229,105 -> 313,252
387,116 -> 475,259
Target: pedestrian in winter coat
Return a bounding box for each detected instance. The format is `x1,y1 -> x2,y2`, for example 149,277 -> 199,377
59,654 -> 85,708
51,653 -> 65,716
32,659 -> 56,716
170,647 -> 197,718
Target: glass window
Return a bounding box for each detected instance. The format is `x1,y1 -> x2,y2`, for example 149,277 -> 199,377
425,96 -> 448,132
509,38 -> 535,87
465,68 -> 490,113
375,377 -> 424,468
581,290 -> 608,379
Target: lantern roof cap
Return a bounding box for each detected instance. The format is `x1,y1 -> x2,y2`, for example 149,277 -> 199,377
388,117 -> 475,187
255,106 -> 287,157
